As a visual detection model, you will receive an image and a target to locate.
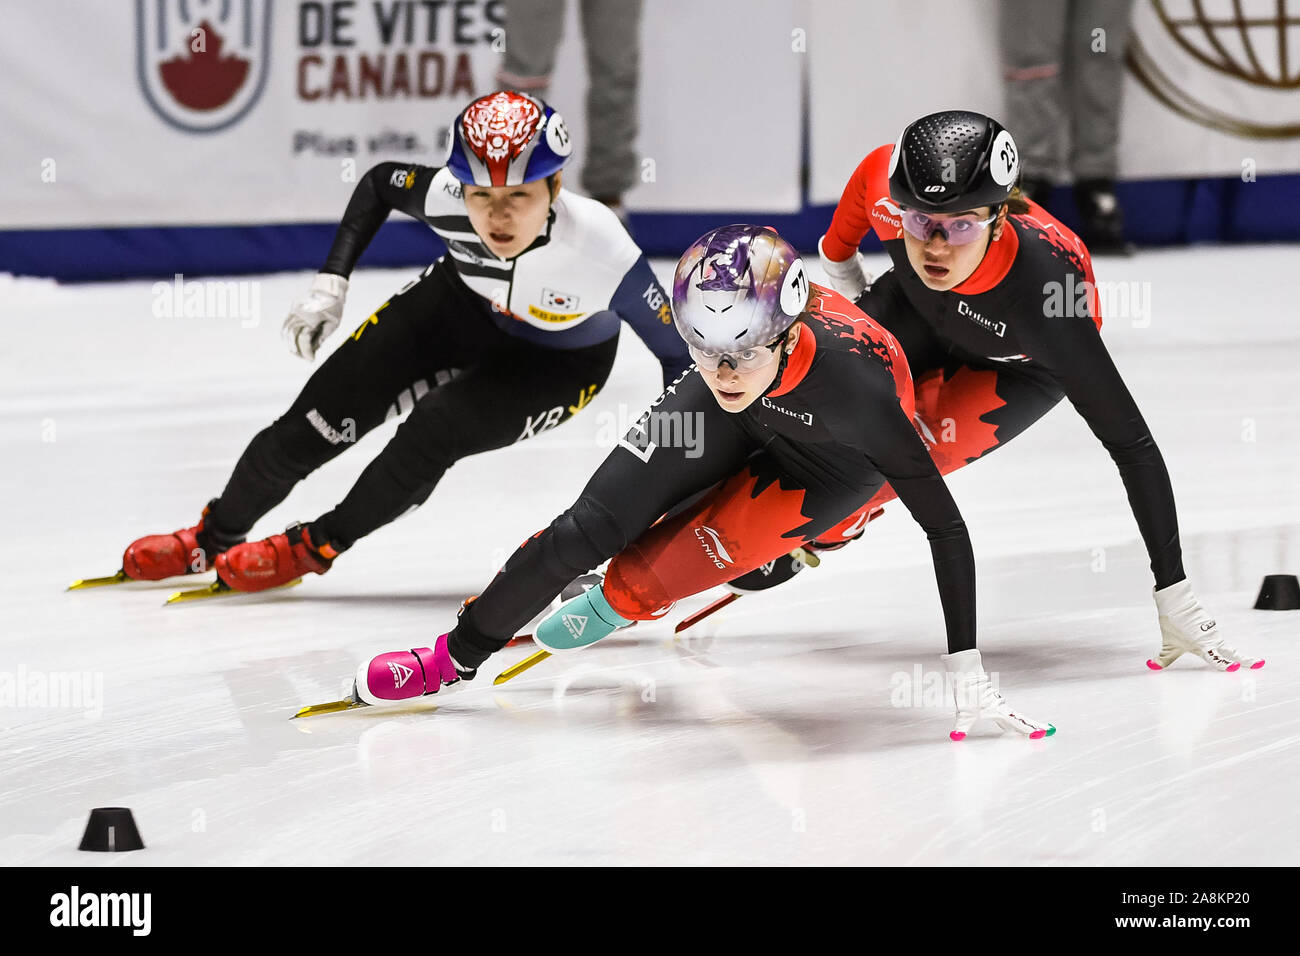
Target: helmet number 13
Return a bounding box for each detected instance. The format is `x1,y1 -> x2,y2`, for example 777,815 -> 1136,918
550,119 -> 569,149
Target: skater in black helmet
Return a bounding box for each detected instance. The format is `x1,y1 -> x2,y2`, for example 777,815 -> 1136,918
804,109 -> 1261,673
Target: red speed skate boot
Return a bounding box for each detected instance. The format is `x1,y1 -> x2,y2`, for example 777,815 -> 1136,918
122,499 -> 244,581
215,523 -> 337,592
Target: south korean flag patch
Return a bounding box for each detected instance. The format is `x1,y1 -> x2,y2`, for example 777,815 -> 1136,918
542,288 -> 580,311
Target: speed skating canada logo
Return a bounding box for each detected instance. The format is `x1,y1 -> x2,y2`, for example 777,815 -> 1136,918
136,0 -> 271,133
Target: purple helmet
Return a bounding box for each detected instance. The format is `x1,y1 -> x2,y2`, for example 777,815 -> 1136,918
445,90 -> 572,187
672,225 -> 809,353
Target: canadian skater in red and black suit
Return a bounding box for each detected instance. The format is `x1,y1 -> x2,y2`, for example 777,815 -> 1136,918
349,224 -> 1057,741
803,109 -> 1261,673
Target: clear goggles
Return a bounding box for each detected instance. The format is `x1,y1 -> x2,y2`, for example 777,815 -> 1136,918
688,336 -> 784,373
900,208 -> 998,246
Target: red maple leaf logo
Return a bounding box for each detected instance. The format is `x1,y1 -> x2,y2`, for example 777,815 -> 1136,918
604,466 -> 818,618
912,366 -> 1006,474
852,365 -> 1007,517
158,20 -> 249,111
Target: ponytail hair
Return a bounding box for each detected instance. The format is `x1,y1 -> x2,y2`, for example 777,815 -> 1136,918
1004,184 -> 1031,215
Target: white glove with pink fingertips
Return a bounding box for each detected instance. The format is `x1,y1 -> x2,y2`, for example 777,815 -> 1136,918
940,648 -> 1055,741
1148,579 -> 1263,672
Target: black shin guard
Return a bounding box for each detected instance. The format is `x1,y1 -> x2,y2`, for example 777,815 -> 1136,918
449,497 -> 628,669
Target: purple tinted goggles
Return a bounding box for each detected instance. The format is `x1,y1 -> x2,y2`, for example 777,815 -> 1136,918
688,339 -> 783,373
900,209 -> 997,246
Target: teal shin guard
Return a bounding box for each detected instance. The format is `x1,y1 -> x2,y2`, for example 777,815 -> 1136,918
534,585 -> 633,652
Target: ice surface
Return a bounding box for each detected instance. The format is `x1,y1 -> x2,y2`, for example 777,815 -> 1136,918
1,247 -> 1297,865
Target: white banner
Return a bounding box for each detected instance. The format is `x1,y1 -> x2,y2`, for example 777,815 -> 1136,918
808,0 -> 1300,204
7,1 -> 1295,231
1120,0 -> 1300,178
1,0 -> 801,230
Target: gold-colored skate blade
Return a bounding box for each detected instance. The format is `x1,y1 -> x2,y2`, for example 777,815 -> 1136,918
791,546 -> 820,568
292,687 -> 443,719
166,576 -> 303,604
67,571 -> 131,590
292,697 -> 370,719
493,649 -> 552,686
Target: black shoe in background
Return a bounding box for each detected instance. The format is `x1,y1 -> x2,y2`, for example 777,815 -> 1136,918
1074,178 -> 1134,256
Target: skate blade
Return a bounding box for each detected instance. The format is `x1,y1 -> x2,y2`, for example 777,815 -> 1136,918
493,649 -> 551,686
675,592 -> 741,633
292,690 -> 442,719
791,546 -> 820,568
292,697 -> 370,719
67,571 -> 131,590
166,577 -> 303,604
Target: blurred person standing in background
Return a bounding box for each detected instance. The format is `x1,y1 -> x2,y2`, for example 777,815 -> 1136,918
1000,0 -> 1135,254
495,0 -> 643,224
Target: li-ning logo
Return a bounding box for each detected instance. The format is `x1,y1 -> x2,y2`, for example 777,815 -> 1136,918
760,397 -> 814,426
871,197 -> 902,229
694,526 -> 734,569
50,886 -> 152,936
957,300 -> 1007,337
388,661 -> 414,689
562,614 -> 588,638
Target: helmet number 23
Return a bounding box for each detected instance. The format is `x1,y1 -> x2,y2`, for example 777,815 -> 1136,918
990,129 -> 1019,186
1000,141 -> 1016,172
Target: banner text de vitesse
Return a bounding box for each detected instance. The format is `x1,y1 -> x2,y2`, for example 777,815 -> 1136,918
296,0 -> 504,101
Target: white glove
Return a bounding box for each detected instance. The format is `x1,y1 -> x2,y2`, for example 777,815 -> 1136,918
817,235 -> 872,302
1149,579 -> 1263,672
282,273 -> 349,360
940,648 -> 1055,741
